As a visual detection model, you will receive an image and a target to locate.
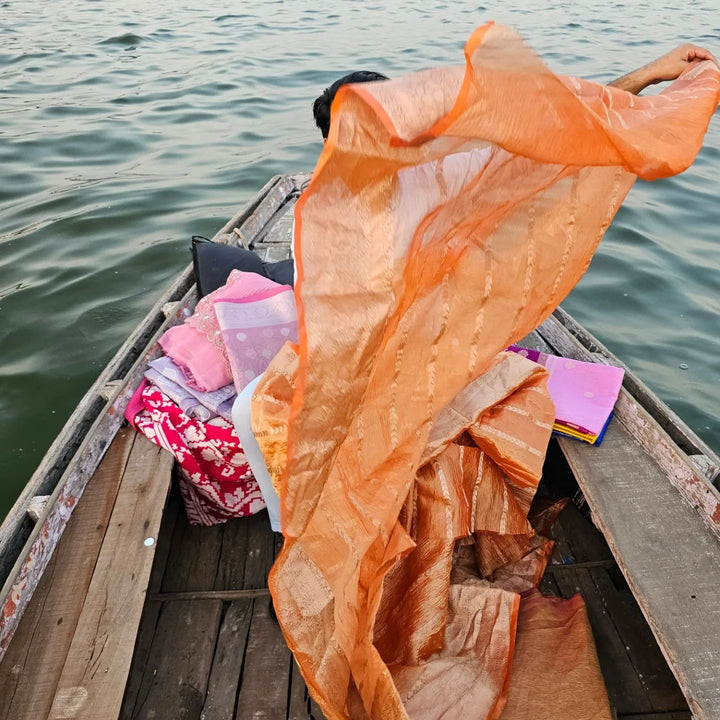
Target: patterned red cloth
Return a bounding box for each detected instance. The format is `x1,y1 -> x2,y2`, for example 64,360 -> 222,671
129,382 -> 266,525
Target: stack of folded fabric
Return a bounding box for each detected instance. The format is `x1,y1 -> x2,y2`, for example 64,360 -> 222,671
125,264 -> 298,525
507,345 -> 624,445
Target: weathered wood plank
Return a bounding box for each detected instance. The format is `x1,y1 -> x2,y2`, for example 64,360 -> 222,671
308,696 -> 326,720
0,284 -> 194,661
129,599 -> 223,720
152,589 -> 270,602
119,483 -> 182,720
160,511 -> 224,593
47,436 -> 173,720
589,568 -> 687,713
201,599 -> 253,720
559,418 -> 720,720
536,314 -> 720,541
548,501 -> 614,566
25,495 -> 50,522
241,176 -> 296,249
215,518 -> 250,590
234,597 -> 291,720
258,201 -> 295,244
288,659 -> 311,720
242,511 -> 277,590
0,429 -> 134,720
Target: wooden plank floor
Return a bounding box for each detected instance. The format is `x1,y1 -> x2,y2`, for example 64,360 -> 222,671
120,441 -> 690,720
119,487 -> 315,720
0,431 -> 173,720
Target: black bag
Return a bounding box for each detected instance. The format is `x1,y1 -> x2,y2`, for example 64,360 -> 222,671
191,236 -> 294,297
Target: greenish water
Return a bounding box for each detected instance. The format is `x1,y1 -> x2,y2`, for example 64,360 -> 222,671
1,1 -> 718,515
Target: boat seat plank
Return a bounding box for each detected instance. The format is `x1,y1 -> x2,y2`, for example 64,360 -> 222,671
47,436 -> 173,720
234,597 -> 291,720
559,421 -> 720,720
0,429 -> 135,720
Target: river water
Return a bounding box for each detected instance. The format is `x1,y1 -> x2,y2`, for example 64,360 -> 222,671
1,1 -> 718,514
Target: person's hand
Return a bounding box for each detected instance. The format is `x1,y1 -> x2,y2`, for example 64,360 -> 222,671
645,43 -> 719,84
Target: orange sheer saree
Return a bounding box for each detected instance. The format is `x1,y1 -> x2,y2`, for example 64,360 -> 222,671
252,23 -> 719,720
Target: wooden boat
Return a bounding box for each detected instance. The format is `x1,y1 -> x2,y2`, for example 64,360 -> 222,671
1,173 -> 719,720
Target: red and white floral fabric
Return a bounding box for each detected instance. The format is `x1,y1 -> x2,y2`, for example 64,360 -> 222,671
128,381 -> 266,525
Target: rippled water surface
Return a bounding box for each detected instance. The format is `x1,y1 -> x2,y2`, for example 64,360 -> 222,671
1,1 -> 719,514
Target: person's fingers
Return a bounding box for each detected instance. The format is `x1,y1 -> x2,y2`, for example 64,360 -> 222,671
685,44 -> 719,67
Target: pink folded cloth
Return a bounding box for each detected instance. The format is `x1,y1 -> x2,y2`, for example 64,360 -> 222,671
159,270 -> 290,392
159,323 -> 230,392
214,288 -> 297,393
507,346 -> 624,438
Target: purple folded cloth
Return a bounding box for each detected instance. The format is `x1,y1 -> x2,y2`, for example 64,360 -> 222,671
507,345 -> 624,438
146,356 -> 236,422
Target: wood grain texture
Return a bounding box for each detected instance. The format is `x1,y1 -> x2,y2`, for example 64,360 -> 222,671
589,567 -> 687,712
241,511 -> 277,590
287,659 -> 311,720
241,176 -> 296,248
559,419 -> 720,720
215,518 -> 250,590
160,509 -> 224,593
201,599 -> 253,720
129,599 -> 223,720
0,430 -> 135,720
234,597 -> 291,720
119,485 -> 181,720
47,436 -> 172,720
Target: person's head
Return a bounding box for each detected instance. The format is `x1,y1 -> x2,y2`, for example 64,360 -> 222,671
313,71 -> 389,140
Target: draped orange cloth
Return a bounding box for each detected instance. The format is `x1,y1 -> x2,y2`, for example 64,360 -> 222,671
252,23 -> 719,720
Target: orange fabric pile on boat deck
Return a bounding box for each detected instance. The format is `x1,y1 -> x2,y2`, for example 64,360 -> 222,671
251,23 -> 720,720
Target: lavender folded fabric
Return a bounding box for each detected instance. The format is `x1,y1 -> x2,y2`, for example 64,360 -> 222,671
147,356 -> 236,421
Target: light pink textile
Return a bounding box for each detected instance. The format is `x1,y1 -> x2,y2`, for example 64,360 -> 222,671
508,346 -> 624,436
159,270 -> 289,392
214,288 -> 297,393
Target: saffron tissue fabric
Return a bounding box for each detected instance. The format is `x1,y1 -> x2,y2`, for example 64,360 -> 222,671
250,23 -> 718,720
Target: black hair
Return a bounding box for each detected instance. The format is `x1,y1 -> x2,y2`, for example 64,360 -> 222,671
312,71 -> 389,139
